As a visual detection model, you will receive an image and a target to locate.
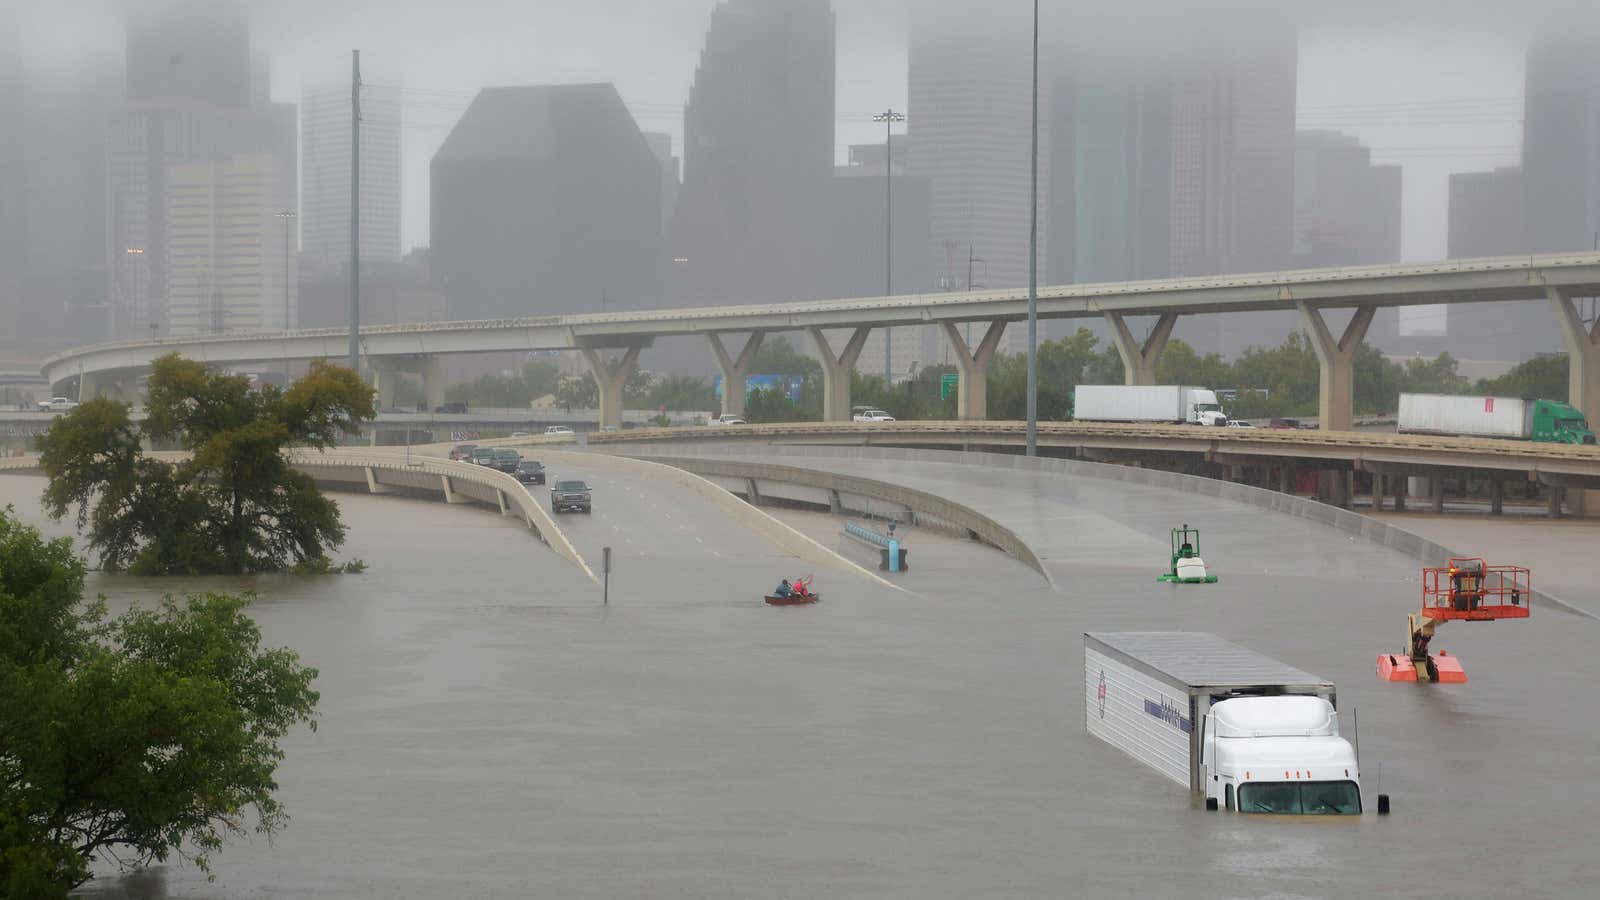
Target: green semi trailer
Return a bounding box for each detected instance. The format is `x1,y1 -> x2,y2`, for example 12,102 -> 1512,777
1397,393 -> 1596,445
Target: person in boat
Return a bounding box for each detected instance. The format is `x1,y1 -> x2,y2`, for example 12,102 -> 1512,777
791,577 -> 812,599
772,578 -> 792,598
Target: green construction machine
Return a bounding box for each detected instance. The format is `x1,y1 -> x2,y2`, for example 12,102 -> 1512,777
1158,524 -> 1217,584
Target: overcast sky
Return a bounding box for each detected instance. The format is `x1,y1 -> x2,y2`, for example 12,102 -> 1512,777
15,1 -> 1586,262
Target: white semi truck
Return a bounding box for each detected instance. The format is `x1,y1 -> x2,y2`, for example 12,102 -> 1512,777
1085,632 -> 1379,815
1073,385 -> 1229,426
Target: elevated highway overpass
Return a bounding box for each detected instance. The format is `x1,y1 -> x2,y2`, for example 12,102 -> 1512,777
587,420 -> 1600,516
38,252 -> 1600,437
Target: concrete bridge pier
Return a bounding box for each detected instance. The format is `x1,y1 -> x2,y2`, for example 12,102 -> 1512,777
1298,302 -> 1375,432
422,356 -> 446,411
1550,286 -> 1600,516
940,321 -> 1006,420
807,326 -> 871,422
1105,312 -> 1177,386
707,332 -> 764,418
369,361 -> 403,409
580,344 -> 642,431
76,372 -> 99,402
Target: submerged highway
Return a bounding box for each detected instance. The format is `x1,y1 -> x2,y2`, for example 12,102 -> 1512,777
2,441 -> 1595,898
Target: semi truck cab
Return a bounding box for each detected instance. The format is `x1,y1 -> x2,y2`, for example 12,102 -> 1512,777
1187,390 -> 1229,427
1201,696 -> 1361,815
1529,399 -> 1596,444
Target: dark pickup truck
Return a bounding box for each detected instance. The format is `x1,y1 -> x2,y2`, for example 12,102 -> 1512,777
550,479 -> 591,514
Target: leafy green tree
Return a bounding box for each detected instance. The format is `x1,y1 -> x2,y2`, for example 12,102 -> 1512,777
748,335 -> 823,378
1155,339 -> 1232,388
987,328 -> 1108,419
1475,353 -> 1570,400
37,354 -> 374,574
445,360 -> 562,407
645,375 -> 717,411
554,373 -> 599,411
0,508 -> 319,896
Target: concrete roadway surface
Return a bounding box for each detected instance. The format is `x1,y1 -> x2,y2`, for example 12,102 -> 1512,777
0,441 -> 1594,896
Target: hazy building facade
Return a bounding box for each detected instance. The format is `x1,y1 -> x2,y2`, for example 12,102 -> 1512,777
640,132 -> 680,233
1292,131 -> 1401,269
301,84 -> 402,273
431,84 -> 663,321
1523,35 -> 1600,256
829,152 -> 933,378
0,30 -> 22,345
1442,166 -> 1537,362
164,153 -> 295,334
909,7 -> 1044,356
108,0 -> 297,338
670,0 -> 836,305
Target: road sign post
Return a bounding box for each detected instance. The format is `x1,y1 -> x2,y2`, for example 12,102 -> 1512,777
602,546 -> 611,605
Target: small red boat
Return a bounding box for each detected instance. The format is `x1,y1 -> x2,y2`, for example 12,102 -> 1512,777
765,575 -> 819,605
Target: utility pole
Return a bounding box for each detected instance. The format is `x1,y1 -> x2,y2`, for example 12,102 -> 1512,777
348,50 -> 362,375
966,243 -> 985,349
873,109 -> 905,386
1025,0 -> 1040,457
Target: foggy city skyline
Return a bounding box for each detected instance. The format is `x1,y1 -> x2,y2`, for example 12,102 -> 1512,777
9,0 -> 1589,261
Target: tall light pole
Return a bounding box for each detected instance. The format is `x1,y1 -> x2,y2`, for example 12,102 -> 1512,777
873,109 -> 905,386
348,49 -> 362,375
1025,0 -> 1040,456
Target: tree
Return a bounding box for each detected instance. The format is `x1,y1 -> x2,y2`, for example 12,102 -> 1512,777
554,373 -> 599,411
37,354 -> 375,575
1476,353 -> 1569,400
445,360 -> 561,408
0,508 -> 319,896
645,375 -> 717,411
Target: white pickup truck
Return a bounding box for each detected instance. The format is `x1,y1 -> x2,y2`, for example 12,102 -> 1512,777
37,397 -> 80,413
852,408 -> 896,423
707,414 -> 747,426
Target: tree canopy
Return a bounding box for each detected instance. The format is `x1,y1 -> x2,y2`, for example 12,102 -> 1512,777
37,354 -> 375,575
0,508 -> 320,896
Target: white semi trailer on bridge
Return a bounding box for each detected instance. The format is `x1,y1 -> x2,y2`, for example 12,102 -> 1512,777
1085,632 -> 1375,815
1072,385 -> 1229,426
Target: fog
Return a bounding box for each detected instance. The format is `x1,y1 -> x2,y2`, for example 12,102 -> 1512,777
6,0 -> 1599,359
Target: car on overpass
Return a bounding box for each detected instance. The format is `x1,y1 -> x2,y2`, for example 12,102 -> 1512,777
550,479 -> 591,514
852,408 -> 896,423
708,414 -> 746,426
545,426 -> 575,436
470,448 -> 496,466
435,401 -> 468,414
515,460 -> 545,485
490,449 -> 522,473
449,444 -> 477,461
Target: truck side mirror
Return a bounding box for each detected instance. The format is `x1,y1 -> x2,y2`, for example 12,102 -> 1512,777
1205,797 -> 1218,811
1377,794 -> 1390,815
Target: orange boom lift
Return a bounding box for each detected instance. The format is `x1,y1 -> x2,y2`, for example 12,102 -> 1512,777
1377,558 -> 1530,684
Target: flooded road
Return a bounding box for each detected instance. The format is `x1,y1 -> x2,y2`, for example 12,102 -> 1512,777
2,462 -> 1596,899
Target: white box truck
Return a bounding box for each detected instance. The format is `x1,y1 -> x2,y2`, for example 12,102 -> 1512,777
1397,393 -> 1596,445
1085,632 -> 1372,815
1073,385 -> 1228,426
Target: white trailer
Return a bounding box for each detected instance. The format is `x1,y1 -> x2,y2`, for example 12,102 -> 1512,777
1085,632 -> 1370,815
1073,385 -> 1228,426
1397,393 -> 1527,439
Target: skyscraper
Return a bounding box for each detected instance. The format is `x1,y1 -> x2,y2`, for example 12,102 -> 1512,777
1292,130 -> 1402,269
164,152 -> 295,333
1522,34 -> 1600,256
301,84 -> 401,273
908,6 -> 1043,356
108,0 -> 296,338
431,84 -> 663,321
671,0 -> 836,305
0,27 -> 22,346
1444,166 -> 1539,362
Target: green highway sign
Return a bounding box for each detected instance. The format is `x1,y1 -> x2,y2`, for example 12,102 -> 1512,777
940,373 -> 959,400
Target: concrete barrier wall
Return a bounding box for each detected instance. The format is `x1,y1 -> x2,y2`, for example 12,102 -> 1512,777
533,449 -> 900,590
604,450 -> 1051,586
614,442 -> 1594,619
3,450 -> 597,584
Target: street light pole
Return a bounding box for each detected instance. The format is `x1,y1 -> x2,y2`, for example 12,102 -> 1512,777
276,209 -> 297,379
873,109 -> 905,386
1025,0 -> 1040,457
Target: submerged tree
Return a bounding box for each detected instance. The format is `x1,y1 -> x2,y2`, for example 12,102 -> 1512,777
37,354 -> 375,574
0,508 -> 320,896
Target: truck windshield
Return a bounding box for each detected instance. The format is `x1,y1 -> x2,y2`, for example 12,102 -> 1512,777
1237,781 -> 1360,815
1555,418 -> 1590,432
1194,403 -> 1221,413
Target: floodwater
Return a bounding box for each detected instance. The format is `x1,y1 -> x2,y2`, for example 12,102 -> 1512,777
1,455 -> 1596,899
